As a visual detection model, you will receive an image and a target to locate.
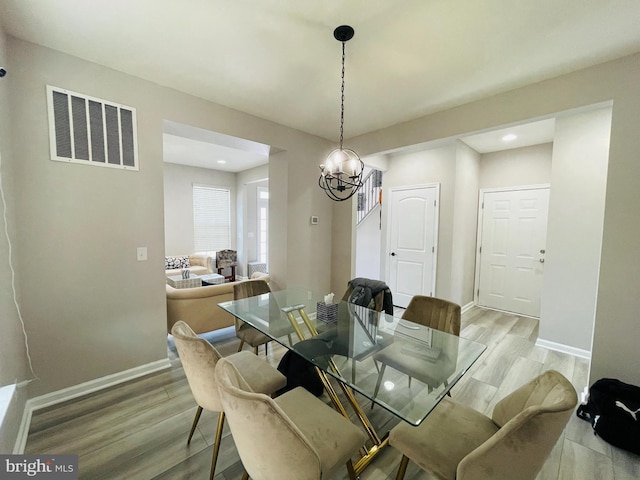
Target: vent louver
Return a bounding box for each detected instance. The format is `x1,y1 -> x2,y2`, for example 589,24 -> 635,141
47,85 -> 138,170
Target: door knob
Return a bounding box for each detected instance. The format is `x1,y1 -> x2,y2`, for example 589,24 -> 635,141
390,252 -> 396,256
540,249 -> 546,254
539,258 -> 545,263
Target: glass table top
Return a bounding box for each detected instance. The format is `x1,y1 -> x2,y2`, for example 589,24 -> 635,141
219,287 -> 486,425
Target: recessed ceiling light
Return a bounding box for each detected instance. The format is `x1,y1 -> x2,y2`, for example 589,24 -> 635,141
217,160 -> 226,164
502,134 -> 517,142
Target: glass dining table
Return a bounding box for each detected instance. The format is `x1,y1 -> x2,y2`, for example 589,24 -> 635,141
218,287 -> 486,474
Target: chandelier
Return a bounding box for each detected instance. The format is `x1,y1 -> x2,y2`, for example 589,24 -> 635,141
318,25 -> 364,202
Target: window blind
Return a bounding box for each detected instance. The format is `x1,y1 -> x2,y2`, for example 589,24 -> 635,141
193,185 -> 230,251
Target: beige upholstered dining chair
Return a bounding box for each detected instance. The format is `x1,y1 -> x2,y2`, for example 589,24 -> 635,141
398,295 -> 461,336
372,295 -> 461,399
389,370 -> 578,480
233,279 -> 274,354
171,321 -> 286,480
216,356 -> 367,480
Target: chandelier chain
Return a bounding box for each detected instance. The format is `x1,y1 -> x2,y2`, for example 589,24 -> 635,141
340,40 -> 345,150
318,25 -> 364,202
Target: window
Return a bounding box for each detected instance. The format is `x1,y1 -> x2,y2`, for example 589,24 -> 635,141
257,186 -> 269,267
193,185 -> 230,251
46,85 -> 138,170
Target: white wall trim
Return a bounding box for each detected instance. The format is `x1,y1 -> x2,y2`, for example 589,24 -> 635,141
461,301 -> 475,314
535,338 -> 591,360
13,358 -> 171,453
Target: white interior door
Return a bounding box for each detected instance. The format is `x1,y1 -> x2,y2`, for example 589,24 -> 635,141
477,187 -> 549,317
388,185 -> 439,308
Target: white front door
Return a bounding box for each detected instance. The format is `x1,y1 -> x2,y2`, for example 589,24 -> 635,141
388,185 -> 439,308
477,186 -> 549,317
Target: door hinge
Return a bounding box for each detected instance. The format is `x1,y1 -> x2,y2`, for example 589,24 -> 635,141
432,246 -> 435,253
477,288 -> 480,296
481,202 -> 484,209
434,200 -> 437,207
479,246 -> 482,254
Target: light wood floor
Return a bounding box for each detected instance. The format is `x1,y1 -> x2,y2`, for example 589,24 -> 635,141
25,307 -> 640,479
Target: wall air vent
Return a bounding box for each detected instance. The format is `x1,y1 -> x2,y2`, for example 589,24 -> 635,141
46,85 -> 139,171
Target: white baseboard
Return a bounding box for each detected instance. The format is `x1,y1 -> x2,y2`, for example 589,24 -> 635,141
535,338 -> 591,360
13,358 -> 171,454
461,302 -> 475,314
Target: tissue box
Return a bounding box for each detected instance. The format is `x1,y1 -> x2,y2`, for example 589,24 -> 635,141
317,302 -> 338,324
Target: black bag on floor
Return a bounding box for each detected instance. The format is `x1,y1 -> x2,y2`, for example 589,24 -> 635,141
576,378 -> 640,454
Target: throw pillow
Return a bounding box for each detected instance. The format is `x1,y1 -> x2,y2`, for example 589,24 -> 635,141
165,256 -> 191,270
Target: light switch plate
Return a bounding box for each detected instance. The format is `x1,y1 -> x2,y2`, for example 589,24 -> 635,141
137,247 -> 148,261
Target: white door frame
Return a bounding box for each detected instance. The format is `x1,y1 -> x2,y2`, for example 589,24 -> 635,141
385,183 -> 440,303
473,183 -> 550,311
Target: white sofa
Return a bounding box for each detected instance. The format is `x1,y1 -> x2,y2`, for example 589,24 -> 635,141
165,253 -> 214,277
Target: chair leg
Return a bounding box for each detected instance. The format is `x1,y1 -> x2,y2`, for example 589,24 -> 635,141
240,471 -> 249,480
209,411 -> 226,480
371,364 -> 386,409
408,376 -> 412,388
395,455 -> 410,480
253,345 -> 258,355
346,459 -> 358,480
237,340 -> 245,352
187,406 -> 203,445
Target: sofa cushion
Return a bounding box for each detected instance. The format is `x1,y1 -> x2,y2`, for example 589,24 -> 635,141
165,256 -> 190,270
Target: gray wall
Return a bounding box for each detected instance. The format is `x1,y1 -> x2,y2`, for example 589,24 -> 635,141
348,53 -> 640,386
163,162 -> 237,256
382,144 -> 458,301
0,24 -> 29,454
452,141 -> 480,306
540,107 -> 611,352
5,37 -> 333,406
355,205 -> 382,281
479,143 -> 553,188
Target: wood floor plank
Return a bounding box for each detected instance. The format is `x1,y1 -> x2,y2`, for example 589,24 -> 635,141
449,377 -> 498,416
558,439 -> 614,480
508,315 -> 539,341
78,409 -> 210,480
471,334 -> 532,386
611,447 -> 640,480
28,369 -> 177,433
27,385 -> 200,458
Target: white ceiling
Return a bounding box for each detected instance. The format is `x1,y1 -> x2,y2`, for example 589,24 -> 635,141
163,121 -> 270,172
2,0 -> 639,165
460,118 -> 556,154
